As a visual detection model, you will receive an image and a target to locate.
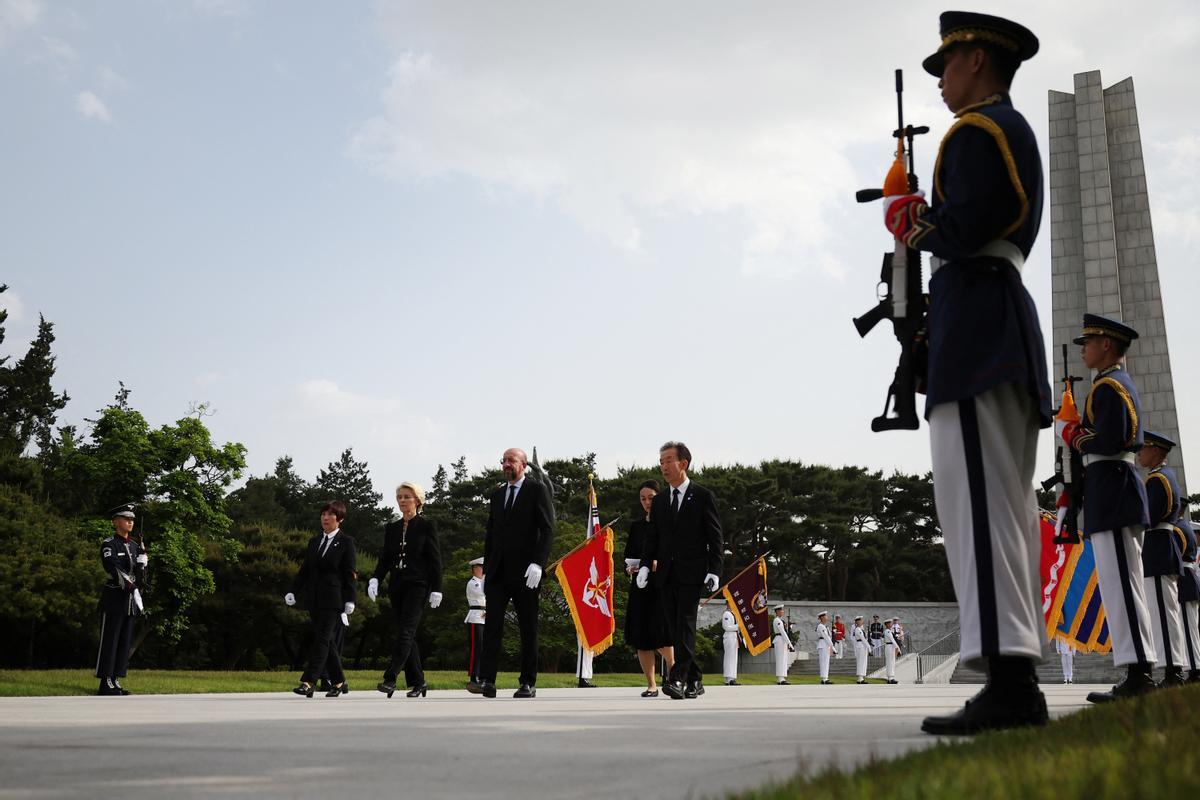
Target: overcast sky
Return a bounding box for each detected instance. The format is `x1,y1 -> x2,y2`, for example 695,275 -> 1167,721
3,0 -> 1197,502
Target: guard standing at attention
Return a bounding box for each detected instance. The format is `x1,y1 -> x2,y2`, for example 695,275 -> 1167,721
771,604 -> 794,684
815,612 -> 834,684
721,601 -> 741,685
883,618 -> 902,684
465,557 -> 486,693
852,615 -> 869,684
1175,514 -> 1200,683
1061,315 -> 1156,703
883,11 -> 1051,735
1138,430 -> 1188,687
96,503 -> 148,696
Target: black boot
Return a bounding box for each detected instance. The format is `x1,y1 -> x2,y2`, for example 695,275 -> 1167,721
1087,662 -> 1156,703
921,656 -> 1048,735
1158,665 -> 1186,688
97,678 -> 119,696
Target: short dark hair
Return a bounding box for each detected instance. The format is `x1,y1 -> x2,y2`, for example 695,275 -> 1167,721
660,441 -> 692,464
955,42 -> 1018,88
320,500 -> 348,521
638,479 -> 660,493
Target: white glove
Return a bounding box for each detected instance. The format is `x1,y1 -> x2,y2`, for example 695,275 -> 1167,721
132,588 -> 144,612
284,592 -> 296,606
136,554 -> 149,566
704,573 -> 720,592
344,602 -> 355,615
340,612 -> 350,626
429,591 -> 443,609
367,578 -> 379,602
524,563 -> 543,589
636,566 -> 650,589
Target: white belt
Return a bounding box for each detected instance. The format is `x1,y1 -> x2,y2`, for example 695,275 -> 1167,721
1082,452 -> 1136,467
930,240 -> 1025,275
1151,522 -> 1177,532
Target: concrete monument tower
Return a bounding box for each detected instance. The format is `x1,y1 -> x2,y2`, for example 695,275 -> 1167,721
1048,70 -> 1186,494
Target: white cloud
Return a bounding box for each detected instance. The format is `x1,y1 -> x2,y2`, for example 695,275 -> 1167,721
38,34 -> 76,76
0,0 -> 40,47
75,90 -> 111,123
0,286 -> 24,324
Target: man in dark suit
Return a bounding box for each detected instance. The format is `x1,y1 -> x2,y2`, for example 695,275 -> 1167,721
285,500 -> 358,697
638,441 -> 723,699
479,447 -> 555,698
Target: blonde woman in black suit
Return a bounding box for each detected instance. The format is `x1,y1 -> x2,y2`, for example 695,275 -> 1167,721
369,482 -> 443,698
285,500 -> 358,698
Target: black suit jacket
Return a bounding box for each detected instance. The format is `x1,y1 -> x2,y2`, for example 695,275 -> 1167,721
373,515 -> 443,593
645,481 -> 723,587
292,532 -> 358,611
484,477 -> 555,583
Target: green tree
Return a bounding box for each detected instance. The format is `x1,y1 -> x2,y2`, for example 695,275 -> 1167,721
313,448 -> 391,553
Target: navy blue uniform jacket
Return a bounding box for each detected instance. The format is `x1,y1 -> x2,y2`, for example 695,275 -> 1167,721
1073,365 -> 1149,536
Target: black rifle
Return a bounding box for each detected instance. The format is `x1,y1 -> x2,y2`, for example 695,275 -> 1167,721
1041,344 -> 1084,544
853,69 -> 929,432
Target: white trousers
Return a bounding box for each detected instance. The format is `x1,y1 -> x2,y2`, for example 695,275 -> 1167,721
817,645 -> 830,680
722,632 -> 738,680
773,639 -> 789,679
1183,601 -> 1200,671
871,640 -> 882,657
835,640 -> 844,659
854,643 -> 868,677
929,384 -> 1044,670
884,646 -> 896,679
576,640 -> 593,680
1145,575 -> 1187,670
1091,528 -> 1157,667
1060,650 -> 1073,682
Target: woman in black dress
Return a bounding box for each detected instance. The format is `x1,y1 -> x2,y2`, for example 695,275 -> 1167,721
623,479 -> 674,696
369,481 -> 443,698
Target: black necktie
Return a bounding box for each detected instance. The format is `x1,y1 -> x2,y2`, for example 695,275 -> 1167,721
505,485 -> 517,511
320,535 -> 333,557
672,488 -> 681,515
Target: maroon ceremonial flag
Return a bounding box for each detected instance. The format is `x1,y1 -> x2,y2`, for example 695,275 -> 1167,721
721,557 -> 771,656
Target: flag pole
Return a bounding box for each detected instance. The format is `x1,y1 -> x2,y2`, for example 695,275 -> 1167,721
545,515 -> 622,573
700,551 -> 772,606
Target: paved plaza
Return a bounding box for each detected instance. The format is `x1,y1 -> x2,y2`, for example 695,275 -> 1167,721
0,684 -> 1095,798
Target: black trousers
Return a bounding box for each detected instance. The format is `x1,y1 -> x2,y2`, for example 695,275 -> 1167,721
320,618 -> 347,683
301,608 -> 345,685
95,612 -> 135,679
662,582 -> 703,684
383,582 -> 427,687
481,577 -> 540,686
466,623 -> 484,681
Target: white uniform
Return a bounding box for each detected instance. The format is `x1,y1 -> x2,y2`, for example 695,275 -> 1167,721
576,640 -> 594,681
772,616 -> 792,681
851,623 -> 869,680
883,627 -> 900,681
464,574 -> 486,683
815,622 -> 833,681
464,576 -> 486,624
1055,638 -> 1074,683
721,609 -> 739,682
1183,563 -> 1200,674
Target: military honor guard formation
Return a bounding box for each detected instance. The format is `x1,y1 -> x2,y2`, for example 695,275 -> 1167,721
87,10 -> 1194,743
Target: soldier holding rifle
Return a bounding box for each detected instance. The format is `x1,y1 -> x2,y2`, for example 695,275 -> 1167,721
96,503 -> 148,696
874,11 -> 1051,734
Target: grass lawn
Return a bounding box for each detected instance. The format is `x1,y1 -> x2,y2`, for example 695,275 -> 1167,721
734,684 -> 1200,799
0,669 -> 869,696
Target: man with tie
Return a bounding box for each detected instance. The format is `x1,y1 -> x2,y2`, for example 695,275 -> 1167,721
638,441 -> 724,699
479,448 -> 555,698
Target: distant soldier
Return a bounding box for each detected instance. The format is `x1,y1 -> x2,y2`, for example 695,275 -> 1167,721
869,615 -> 885,658
851,615 -> 869,684
96,503 -> 148,696
815,611 -> 833,685
721,601 -> 741,685
1138,431 -> 1187,687
832,614 -> 846,659
771,604 -> 794,684
883,618 -> 901,684
1056,638 -> 1075,684
465,557 -> 486,693
1177,517 -> 1200,683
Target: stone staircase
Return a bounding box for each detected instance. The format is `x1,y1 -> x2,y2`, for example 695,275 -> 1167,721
949,651 -> 1128,685
789,651 -> 887,678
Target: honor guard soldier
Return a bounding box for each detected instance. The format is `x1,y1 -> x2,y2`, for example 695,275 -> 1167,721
96,503 -> 148,696
1061,314 -> 1157,702
815,611 -> 833,684
832,614 -> 846,659
465,557 -> 486,692
721,601 -> 741,685
885,11 -> 1052,736
1056,638 -> 1075,684
869,615 -> 884,657
1175,514 -> 1200,682
851,615 -> 869,684
883,618 -> 901,684
1138,431 -> 1188,686
771,604 -> 794,684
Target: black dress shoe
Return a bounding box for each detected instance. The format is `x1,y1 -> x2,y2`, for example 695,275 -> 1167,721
293,683 -> 315,698
641,689 -> 659,697
1159,666 -> 1186,688
406,684 -> 428,698
377,681 -> 397,699
1088,663 -> 1156,704
113,680 -> 132,696
857,678 -> 867,684
725,680 -> 740,686
513,684 -> 536,698
97,678 -> 119,696
777,679 -> 790,685
921,680 -> 1048,735
887,679 -> 899,684
325,683 -> 344,697
821,679 -> 833,685
466,680 -> 483,694
577,678 -> 597,688
480,682 -> 497,698
662,680 -> 685,700
341,682 -> 350,694
684,679 -> 704,699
